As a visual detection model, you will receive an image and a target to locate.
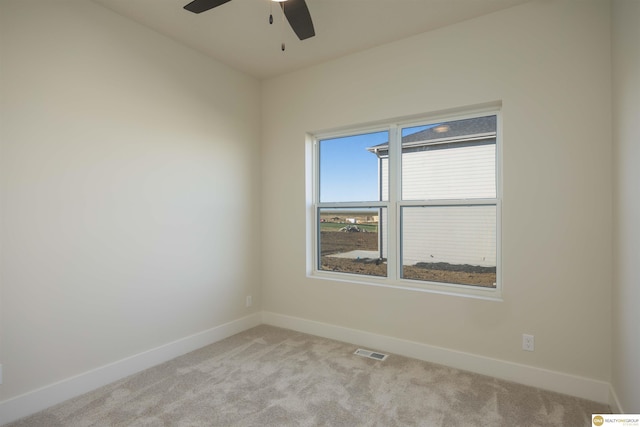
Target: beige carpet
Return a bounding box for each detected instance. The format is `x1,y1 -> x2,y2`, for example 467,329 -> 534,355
7,325 -> 609,426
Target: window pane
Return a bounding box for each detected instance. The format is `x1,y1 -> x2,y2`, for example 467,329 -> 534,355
401,205 -> 496,288
401,116 -> 496,200
319,131 -> 389,202
318,208 -> 387,277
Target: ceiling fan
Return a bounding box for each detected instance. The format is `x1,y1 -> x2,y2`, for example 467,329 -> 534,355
183,0 -> 315,42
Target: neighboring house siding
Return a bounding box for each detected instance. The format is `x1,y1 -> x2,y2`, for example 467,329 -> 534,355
402,205 -> 497,268
402,141 -> 496,200
378,138 -> 496,267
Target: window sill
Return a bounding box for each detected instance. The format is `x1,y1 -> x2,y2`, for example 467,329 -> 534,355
307,270 -> 503,302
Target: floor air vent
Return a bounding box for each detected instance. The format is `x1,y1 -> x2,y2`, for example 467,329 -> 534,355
354,348 -> 388,361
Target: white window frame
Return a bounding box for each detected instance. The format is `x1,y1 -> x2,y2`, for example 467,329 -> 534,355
306,106 -> 502,300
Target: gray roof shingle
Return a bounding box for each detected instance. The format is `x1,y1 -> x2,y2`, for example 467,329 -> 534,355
368,115 -> 496,155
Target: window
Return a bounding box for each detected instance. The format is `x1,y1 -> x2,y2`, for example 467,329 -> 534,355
310,110 -> 501,297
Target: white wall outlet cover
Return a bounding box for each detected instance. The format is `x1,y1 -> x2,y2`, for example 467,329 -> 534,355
522,334 -> 535,352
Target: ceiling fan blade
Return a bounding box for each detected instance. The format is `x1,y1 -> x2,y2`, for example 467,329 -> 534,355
280,0 -> 315,40
184,0 -> 232,14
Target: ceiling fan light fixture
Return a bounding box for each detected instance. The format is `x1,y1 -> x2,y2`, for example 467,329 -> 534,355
271,0 -> 287,2
184,0 -> 314,40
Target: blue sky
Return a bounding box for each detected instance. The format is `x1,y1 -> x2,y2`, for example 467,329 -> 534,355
319,126 -> 432,202
319,131 -> 387,202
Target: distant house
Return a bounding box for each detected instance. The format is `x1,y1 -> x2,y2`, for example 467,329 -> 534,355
367,116 -> 497,268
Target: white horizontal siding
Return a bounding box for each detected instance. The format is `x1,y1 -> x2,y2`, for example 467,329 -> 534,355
401,205 -> 496,267
378,142 -> 497,267
402,144 -> 496,200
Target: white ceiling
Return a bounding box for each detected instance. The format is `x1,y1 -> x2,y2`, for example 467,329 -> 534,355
94,0 -> 530,79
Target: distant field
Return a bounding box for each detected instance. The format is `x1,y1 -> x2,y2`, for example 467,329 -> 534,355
319,222 -> 378,232
318,210 -> 380,235
319,210 -> 379,223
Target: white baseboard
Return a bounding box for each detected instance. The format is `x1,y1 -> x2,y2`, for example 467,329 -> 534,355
262,311 -> 612,405
608,384 -> 624,413
0,311 -> 615,425
0,313 -> 261,426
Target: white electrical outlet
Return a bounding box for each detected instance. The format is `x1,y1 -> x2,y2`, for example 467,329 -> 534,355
246,295 -> 252,307
522,334 -> 535,352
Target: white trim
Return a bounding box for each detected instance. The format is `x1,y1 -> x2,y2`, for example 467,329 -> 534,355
495,112 -> 504,295
389,124 -> 401,281
0,312 -> 615,424
305,133 -> 316,277
609,385 -> 624,413
308,107 -> 503,299
316,201 -> 388,209
261,311 -> 612,405
399,198 -> 498,207
309,269 -> 502,301
0,313 -> 262,426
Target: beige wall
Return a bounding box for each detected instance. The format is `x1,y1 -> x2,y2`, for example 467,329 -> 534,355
0,0 -> 261,400
2,0 -> 631,414
612,0 -> 640,413
262,0 -> 612,381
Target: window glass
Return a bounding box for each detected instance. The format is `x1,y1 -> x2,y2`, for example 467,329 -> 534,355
401,116 -> 496,200
311,111 -> 500,295
319,131 -> 389,202
401,205 -> 497,287
318,207 -> 387,277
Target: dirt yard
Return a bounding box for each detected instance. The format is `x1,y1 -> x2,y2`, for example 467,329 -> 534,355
319,230 -> 380,256
319,231 -> 496,288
